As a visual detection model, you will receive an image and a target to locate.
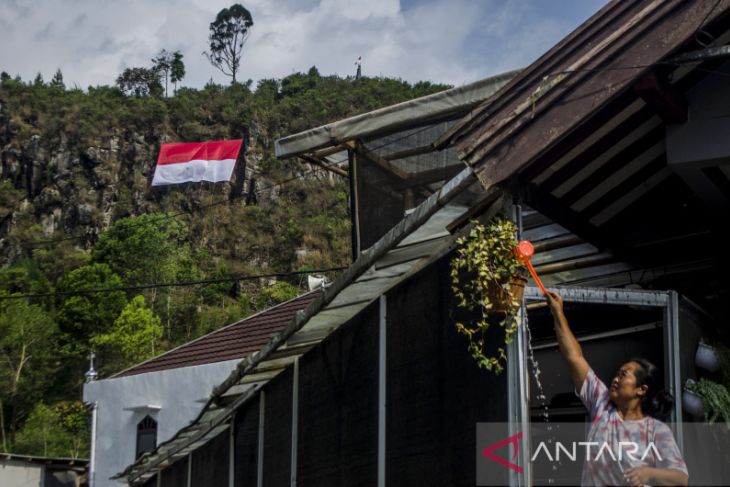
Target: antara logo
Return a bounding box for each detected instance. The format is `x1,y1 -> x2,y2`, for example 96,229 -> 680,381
481,432 -> 524,473
481,430 -> 663,473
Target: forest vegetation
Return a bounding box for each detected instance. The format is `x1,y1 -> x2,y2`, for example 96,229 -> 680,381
0,67 -> 449,457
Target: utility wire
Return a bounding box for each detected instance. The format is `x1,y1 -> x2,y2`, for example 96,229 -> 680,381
0,266 -> 347,301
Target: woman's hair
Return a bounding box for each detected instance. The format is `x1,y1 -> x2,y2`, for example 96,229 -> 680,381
630,357 -> 674,422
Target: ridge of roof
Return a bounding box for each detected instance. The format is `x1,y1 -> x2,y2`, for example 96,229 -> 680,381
440,0 -> 730,186
274,69 -> 520,159
111,288 -> 322,378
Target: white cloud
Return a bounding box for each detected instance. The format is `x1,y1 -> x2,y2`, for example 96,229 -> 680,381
0,0 -> 607,89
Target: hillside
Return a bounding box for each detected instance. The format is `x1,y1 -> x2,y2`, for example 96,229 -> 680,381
0,69 -> 449,456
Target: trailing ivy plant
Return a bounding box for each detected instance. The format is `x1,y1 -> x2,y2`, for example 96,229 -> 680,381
687,378 -> 730,427
451,217 -> 527,374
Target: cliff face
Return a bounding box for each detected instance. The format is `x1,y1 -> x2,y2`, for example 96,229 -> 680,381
0,75 -> 450,271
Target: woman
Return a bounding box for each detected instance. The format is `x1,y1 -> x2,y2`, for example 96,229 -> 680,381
546,291 -> 689,487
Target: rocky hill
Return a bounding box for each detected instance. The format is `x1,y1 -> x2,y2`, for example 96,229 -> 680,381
0,69 -> 449,456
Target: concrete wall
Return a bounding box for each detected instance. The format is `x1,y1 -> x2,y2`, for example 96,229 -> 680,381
83,359 -> 241,487
0,459 -> 42,487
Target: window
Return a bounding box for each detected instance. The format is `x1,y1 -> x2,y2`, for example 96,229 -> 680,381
136,415 -> 158,458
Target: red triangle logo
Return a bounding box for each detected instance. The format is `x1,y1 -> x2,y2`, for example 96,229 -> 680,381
482,432 -> 524,473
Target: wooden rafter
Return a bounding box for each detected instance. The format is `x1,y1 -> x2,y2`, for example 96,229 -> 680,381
299,154 -> 348,177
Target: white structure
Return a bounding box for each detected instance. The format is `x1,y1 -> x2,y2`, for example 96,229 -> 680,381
83,291 -> 318,487
0,454 -> 87,487
83,360 -> 240,487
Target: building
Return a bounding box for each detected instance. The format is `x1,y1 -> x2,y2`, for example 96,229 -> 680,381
0,453 -> 88,487
117,1 -> 730,485
82,291 -> 320,487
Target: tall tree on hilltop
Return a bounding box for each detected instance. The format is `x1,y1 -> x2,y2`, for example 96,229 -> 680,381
204,4 -> 254,85
170,51 -> 186,94
152,49 -> 173,97
152,49 -> 185,97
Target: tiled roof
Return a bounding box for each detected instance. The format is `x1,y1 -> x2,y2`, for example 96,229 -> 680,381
114,290 -> 321,378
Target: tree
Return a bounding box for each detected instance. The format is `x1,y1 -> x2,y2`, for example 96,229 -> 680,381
50,69 -> 64,89
116,67 -> 163,97
56,263 -> 128,351
204,4 -> 254,85
153,49 -> 185,97
170,51 -> 186,94
33,72 -> 44,86
13,401 -> 89,458
0,301 -> 57,450
91,295 -> 163,369
91,213 -> 193,289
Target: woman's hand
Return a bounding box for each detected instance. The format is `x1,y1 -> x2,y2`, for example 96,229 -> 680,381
545,291 -> 564,318
624,466 -> 654,486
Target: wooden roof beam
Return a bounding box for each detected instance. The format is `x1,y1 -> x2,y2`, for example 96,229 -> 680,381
299,154 -> 348,177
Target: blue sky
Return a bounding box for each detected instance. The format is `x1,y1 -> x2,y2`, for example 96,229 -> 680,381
0,0 -> 608,89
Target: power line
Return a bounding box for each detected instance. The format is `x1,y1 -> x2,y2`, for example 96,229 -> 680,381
0,266 -> 346,301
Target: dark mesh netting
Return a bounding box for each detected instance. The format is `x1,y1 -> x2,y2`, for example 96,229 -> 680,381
190,428 -> 229,487
262,366 -> 293,487
234,396 -> 260,487
385,259 -> 509,486
160,455 -> 188,487
355,121 -> 464,251
355,152 -> 407,250
297,304 -> 379,487
365,120 -> 462,174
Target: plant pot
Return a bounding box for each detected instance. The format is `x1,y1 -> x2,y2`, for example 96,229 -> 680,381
695,341 -> 721,372
683,379 -> 705,417
485,276 -> 527,313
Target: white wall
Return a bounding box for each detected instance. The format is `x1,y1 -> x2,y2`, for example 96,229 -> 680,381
83,359 -> 241,487
0,459 -> 42,487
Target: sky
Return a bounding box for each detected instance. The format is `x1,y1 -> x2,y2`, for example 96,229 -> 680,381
0,0 -> 608,90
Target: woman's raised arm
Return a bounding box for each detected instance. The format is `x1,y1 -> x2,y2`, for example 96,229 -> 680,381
546,291 -> 590,389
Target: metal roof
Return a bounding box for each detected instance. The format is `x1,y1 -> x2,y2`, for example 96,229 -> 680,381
440,0 -> 730,300
114,290 -> 321,378
274,70 -> 519,160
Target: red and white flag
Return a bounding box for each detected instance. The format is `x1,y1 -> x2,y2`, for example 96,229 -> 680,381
151,140 -> 243,186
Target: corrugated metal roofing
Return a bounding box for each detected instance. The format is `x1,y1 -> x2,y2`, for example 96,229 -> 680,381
274,70 -> 519,159
114,290 -> 321,377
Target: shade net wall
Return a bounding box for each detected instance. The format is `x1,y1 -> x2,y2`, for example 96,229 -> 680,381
262,366 -> 293,487
160,454 -> 187,487
297,303 -> 379,487
234,396 -> 260,487
355,120 -> 464,251
364,120 -> 462,174
385,258 -> 510,486
355,153 -> 408,251
191,428 -> 229,487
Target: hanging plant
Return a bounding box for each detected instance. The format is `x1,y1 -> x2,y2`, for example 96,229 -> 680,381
686,378 -> 730,427
451,217 -> 527,374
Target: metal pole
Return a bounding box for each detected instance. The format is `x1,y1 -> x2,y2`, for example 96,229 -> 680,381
229,414 -> 235,487
187,453 -> 192,487
665,291 -> 683,451
378,294 -> 387,487
507,202 -> 530,487
89,401 -> 98,487
348,149 -> 361,261
257,391 -> 266,487
291,357 -> 299,487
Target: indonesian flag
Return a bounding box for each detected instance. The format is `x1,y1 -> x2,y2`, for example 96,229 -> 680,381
151,139 -> 243,186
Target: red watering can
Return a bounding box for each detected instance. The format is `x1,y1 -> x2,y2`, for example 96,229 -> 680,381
516,240 -> 547,296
